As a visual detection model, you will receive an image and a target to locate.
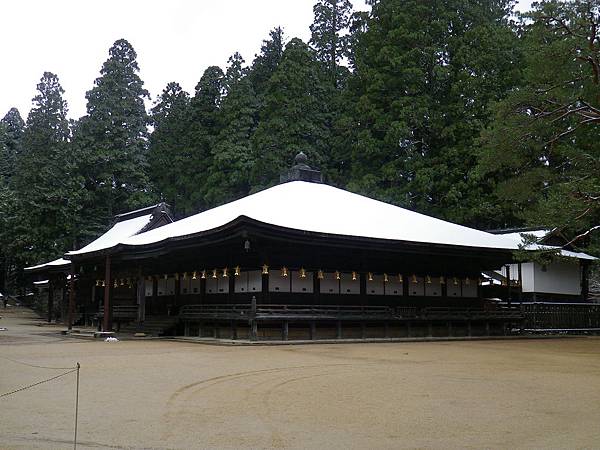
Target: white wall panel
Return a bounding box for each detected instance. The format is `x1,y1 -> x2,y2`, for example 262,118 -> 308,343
157,278 -> 167,296
425,277 -> 442,297
145,279 -> 153,297
340,272 -> 360,295
291,271 -> 313,293
408,277 -> 424,296
366,274 -> 384,295
461,279 -> 478,297
447,280 -> 461,297
533,261 -> 581,295
385,277 -> 403,296
270,273 -> 291,293
247,271 -> 262,293
234,272 -> 249,293
320,272 -> 339,294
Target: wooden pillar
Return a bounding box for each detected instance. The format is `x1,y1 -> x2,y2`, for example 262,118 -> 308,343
67,264 -> 76,330
310,320 -> 316,340
47,279 -> 54,323
231,320 -> 237,340
467,320 -> 472,337
384,321 -> 389,338
103,256 -> 112,331
184,321 -> 190,336
137,274 -> 145,324
518,263 -> 523,302
582,262 -> 590,301
282,321 -> 289,341
506,265 -> 512,305
336,320 -> 342,339
427,322 -> 433,337
249,295 -> 257,340
447,321 -> 452,337
360,322 -> 366,339
174,275 -> 181,314
485,321 -> 490,336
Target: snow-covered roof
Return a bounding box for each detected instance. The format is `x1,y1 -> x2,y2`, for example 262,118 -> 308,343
66,214 -> 153,256
68,181 -> 518,255
499,230 -> 596,261
24,258 -> 70,272
33,279 -> 49,286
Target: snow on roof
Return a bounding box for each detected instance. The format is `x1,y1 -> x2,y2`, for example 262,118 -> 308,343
66,214 -> 153,256
499,230 -> 596,261
33,279 -> 49,286
25,258 -> 70,272
115,181 -> 517,251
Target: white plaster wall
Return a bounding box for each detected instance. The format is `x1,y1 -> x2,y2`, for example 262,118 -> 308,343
367,274 -> 384,296
291,271 -> 313,293
533,261 -> 581,295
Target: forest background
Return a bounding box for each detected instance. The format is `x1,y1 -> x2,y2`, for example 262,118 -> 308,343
1,0 -> 599,293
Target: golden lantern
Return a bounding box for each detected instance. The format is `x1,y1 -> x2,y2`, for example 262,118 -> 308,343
411,274 -> 418,283
192,271 -> 197,280
440,276 -> 445,285
426,275 -> 432,284
120,278 -> 125,286
351,271 -> 357,281
281,267 -> 289,277
368,272 -> 374,281
222,267 -> 228,278
262,264 -> 269,275
183,272 -> 187,280
398,274 -> 403,283
101,280 -> 106,287
113,280 -> 118,288
453,277 -> 459,286
335,271 -> 341,280
212,269 -> 218,279
465,277 -> 471,286
317,270 -> 324,280
234,266 -> 241,276
95,279 -> 99,287
299,267 -> 307,278
383,273 -> 389,283
201,270 -> 206,279
174,272 -> 179,281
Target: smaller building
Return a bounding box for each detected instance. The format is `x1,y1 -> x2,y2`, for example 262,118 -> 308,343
488,228 -> 596,302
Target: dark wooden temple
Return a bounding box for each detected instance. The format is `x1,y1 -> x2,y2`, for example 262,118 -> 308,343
56,154 -> 530,340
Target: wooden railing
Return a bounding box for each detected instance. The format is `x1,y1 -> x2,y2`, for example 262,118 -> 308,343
97,305 -> 139,319
520,302 -> 600,330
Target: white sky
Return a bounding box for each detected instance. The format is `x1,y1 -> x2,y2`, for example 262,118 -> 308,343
1,0 -> 533,121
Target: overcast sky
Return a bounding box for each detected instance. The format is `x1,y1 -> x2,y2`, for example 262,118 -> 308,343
1,0 -> 533,121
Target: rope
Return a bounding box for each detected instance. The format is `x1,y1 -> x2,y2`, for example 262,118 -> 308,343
0,368 -> 78,399
0,355 -> 77,370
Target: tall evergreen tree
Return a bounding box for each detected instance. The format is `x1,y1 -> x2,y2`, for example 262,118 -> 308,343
73,38 -> 153,235
310,0 -> 353,87
250,38 -> 333,188
249,27 -> 286,98
204,54 -> 259,206
347,0 -> 520,227
12,72 -> 80,265
480,0 -> 600,250
148,82 -> 191,215
0,108 -> 24,181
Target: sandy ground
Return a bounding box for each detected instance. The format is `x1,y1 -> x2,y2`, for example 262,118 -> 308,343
1,308 -> 599,450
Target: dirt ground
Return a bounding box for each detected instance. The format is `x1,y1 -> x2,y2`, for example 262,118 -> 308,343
1,308 -> 599,450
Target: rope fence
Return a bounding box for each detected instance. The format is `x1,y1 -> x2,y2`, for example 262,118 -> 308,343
0,356 -> 81,449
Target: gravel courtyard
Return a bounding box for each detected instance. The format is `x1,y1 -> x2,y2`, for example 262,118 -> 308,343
1,308 -> 599,449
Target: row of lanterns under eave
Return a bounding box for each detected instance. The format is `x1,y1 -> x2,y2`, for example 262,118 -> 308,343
94,266 -> 484,287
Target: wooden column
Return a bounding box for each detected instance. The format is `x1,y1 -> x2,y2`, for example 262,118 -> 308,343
137,274 -> 145,324
174,275 -> 181,314
518,263 -> 523,302
103,255 -> 112,331
67,265 -> 76,330
249,295 -> 258,340
582,262 -> 590,301
506,265 -> 512,305
151,276 -> 158,315
47,279 -> 54,323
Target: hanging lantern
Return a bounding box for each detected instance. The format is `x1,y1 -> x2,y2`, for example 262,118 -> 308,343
262,264 -> 269,275
120,278 -> 125,286
411,274 -> 418,283
281,267 -> 289,277
146,275 -> 152,281
95,279 -> 99,287
453,277 -> 459,286
398,274 -> 403,283
127,278 -> 133,289
335,271 -> 340,280
478,277 -> 483,286
317,270 -> 324,280
183,272 -> 187,280
465,277 -> 471,286
113,280 -> 118,288
201,270 -> 206,279
234,266 -> 241,276
351,271 -> 357,281
383,273 -> 389,283
101,280 -> 106,287
368,272 -> 373,281
163,274 -> 168,280
174,272 -> 180,281
299,267 -> 307,278
426,275 -> 432,284
192,271 -> 197,280
222,267 -> 228,278
212,269 -> 218,279
440,276 -> 445,285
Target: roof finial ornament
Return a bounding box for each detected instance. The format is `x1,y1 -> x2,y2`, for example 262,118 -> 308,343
280,150 -> 323,184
